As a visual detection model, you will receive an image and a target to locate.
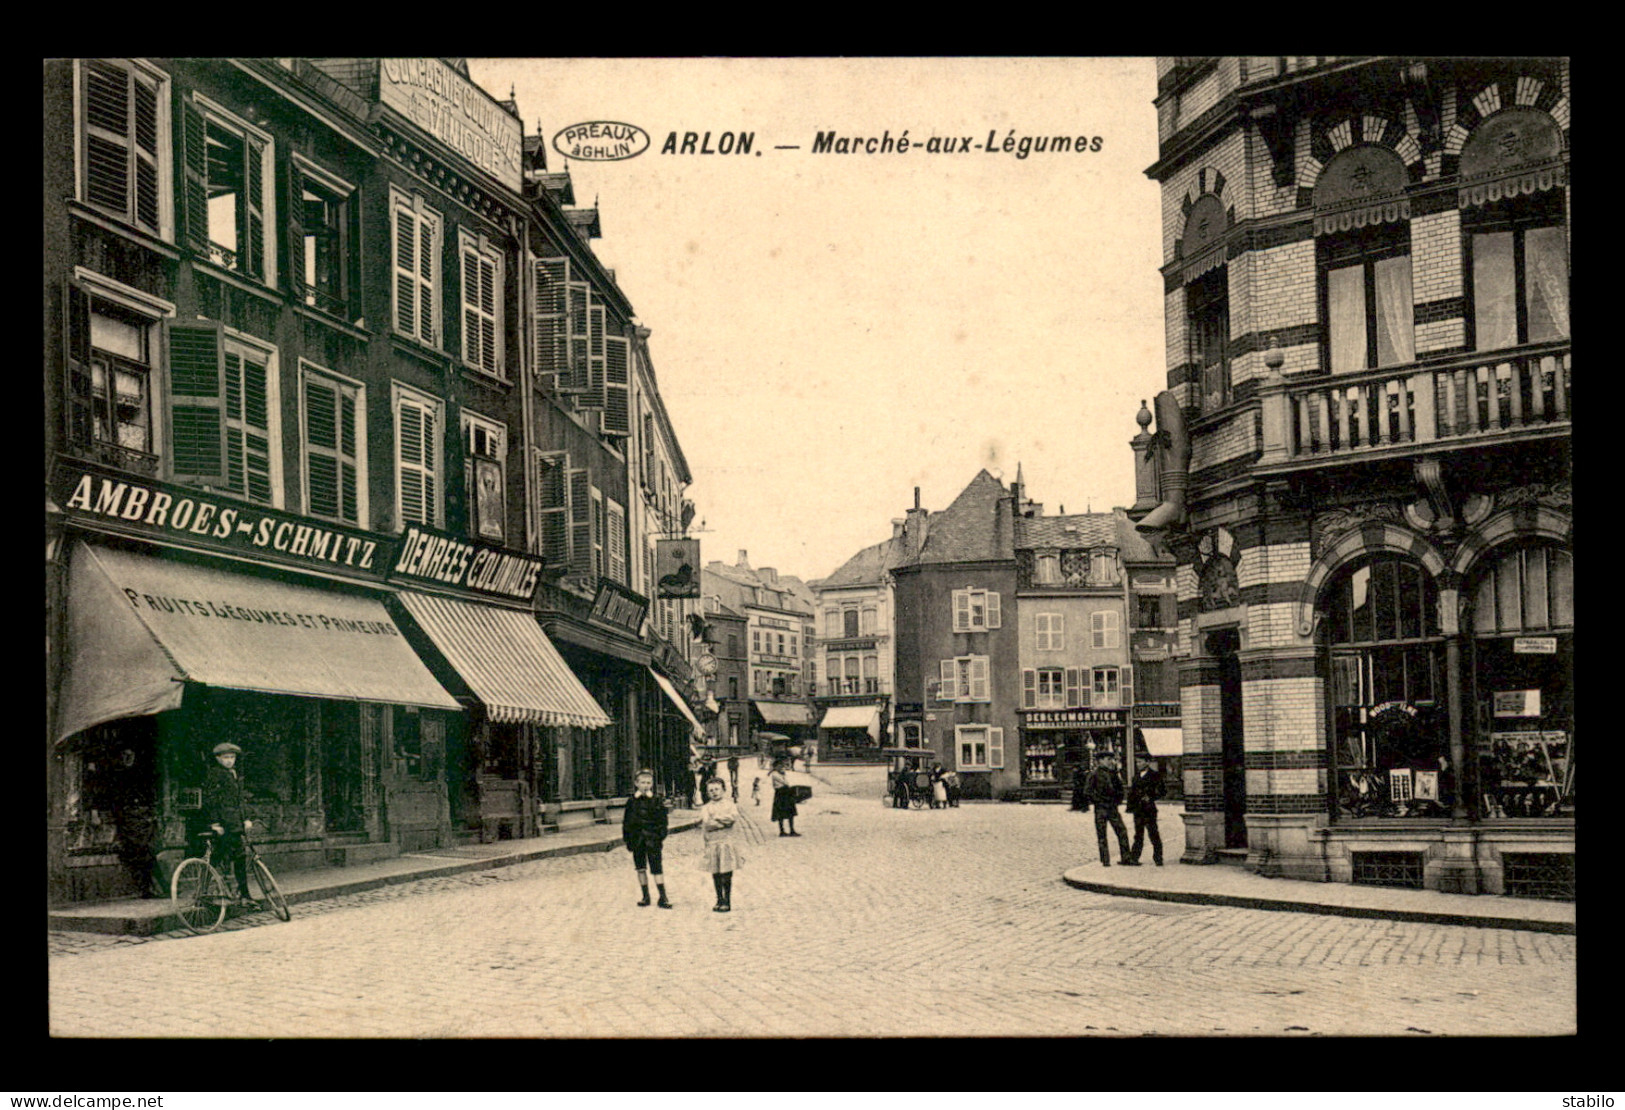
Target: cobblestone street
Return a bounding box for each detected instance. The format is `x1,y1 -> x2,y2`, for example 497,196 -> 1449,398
48,768 -> 1575,1038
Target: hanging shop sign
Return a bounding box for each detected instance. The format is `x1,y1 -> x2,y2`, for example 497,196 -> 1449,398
1024,708 -> 1128,729
388,525 -> 544,603
379,59 -> 523,192
589,577 -> 650,635
1513,637 -> 1558,655
654,537 -> 701,598
55,457 -> 392,582
1494,689 -> 1543,718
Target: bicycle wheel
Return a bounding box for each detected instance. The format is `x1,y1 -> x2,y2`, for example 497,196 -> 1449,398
170,858 -> 228,935
249,856 -> 290,922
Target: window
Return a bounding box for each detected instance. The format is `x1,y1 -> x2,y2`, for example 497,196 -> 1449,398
1092,667 -> 1121,707
393,385 -> 443,528
1036,613 -> 1064,651
1469,192 -> 1568,351
302,365 -> 363,526
863,654 -> 879,693
459,231 -> 504,377
952,588 -> 1002,632
789,634 -> 798,657
606,500 -> 627,584
461,412 -> 506,542
1187,266 -> 1230,413
221,337 -> 277,506
1034,553 -> 1061,584
777,632 -> 786,655
294,159 -> 355,318
1027,667 -> 1087,708
1091,551 -> 1118,585
1321,225 -> 1414,373
1091,610 -> 1120,649
843,609 -> 860,638
66,282 -> 167,472
860,606 -> 877,635
825,608 -> 841,638
940,656 -> 990,702
1472,545 -> 1573,634
752,630 -> 762,654
534,450 -> 569,567
727,634 -> 739,658
1137,594 -> 1165,629
728,676 -> 738,700
956,725 -> 1005,771
845,656 -> 861,694
1036,668 -> 1065,708
899,722 -> 923,749
185,97 -> 274,281
76,60 -> 168,239
390,190 -> 442,346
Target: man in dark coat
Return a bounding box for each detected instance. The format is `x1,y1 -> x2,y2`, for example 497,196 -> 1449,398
198,741 -> 252,900
1126,761 -> 1167,866
1081,752 -> 1134,866
110,745 -> 163,898
623,769 -> 673,908
727,755 -> 741,802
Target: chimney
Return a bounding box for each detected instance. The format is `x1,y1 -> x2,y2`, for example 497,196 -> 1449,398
892,517 -> 906,541
737,549 -> 750,568
760,567 -> 778,585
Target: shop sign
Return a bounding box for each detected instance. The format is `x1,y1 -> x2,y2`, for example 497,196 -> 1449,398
389,525 -> 543,602
654,538 -> 701,598
1513,637 -> 1558,654
379,59 -> 523,192
589,578 -> 649,634
1494,689 -> 1542,718
1024,708 -> 1127,729
55,457 -> 392,581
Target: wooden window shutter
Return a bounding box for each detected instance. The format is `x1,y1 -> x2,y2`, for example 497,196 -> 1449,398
1091,611 -> 1106,648
393,203 -> 419,338
64,283 -> 92,446
1065,667 -> 1081,708
417,211 -> 437,344
970,656 -> 989,700
567,280 -> 591,393
533,258 -> 569,386
180,96 -> 209,256
953,590 -> 969,631
604,333 -> 631,436
989,727 -> 1004,770
397,395 -> 438,527
82,61 -> 131,217
304,376 -> 343,520
579,302 -> 607,409
1050,612 -> 1062,645
986,592 -> 1002,629
568,467 -> 593,580
165,319 -> 228,484
285,165 -> 305,300
1022,668 -> 1036,709
1078,667 -> 1092,707
534,450 -> 569,566
131,72 -> 160,234
1121,665 -> 1134,709
244,134 -> 266,280
227,351 -> 272,503
339,388 -> 358,523
939,659 -> 957,701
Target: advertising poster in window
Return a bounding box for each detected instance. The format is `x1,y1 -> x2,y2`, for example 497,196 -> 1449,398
472,456 -> 504,541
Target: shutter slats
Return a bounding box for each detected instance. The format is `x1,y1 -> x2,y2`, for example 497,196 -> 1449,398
245,135 -> 265,280
533,258 -> 569,386
604,334 -> 631,435
166,320 -> 227,483
181,98 -> 208,255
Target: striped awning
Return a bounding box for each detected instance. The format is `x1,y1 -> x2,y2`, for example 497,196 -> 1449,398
753,699 -> 810,725
1314,197 -> 1410,236
397,591 -> 610,729
56,543 -> 461,744
1459,161 -> 1566,209
650,667 -> 705,741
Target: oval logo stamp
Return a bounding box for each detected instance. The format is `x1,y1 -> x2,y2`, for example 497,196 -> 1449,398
552,121 -> 650,162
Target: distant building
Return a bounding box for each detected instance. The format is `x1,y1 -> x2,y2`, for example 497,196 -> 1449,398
702,552 -> 817,748
810,529 -> 904,757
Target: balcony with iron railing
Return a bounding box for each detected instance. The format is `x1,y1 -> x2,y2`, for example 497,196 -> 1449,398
1257,340 -> 1570,472
819,679 -> 891,699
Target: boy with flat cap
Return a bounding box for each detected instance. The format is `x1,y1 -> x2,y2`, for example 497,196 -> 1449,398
199,741 -> 253,902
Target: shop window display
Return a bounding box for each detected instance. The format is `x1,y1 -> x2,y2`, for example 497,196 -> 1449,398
1326,557 -> 1450,817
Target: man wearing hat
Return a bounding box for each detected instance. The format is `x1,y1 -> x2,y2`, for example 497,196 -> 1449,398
199,742 -> 252,902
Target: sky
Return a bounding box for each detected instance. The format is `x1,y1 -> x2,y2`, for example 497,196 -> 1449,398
470,58 -> 1165,583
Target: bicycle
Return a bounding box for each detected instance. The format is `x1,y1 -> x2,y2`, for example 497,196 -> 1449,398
169,829 -> 291,934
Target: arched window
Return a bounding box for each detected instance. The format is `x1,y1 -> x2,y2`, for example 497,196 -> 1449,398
1314,146 -> 1415,374
1324,555 -> 1448,817
1181,192 -> 1230,414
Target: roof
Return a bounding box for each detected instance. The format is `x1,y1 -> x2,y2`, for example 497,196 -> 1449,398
912,470 -> 1012,565
1016,508 -> 1169,564
819,536 -> 902,588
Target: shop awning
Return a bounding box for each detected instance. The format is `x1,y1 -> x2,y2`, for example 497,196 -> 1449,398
397,591 -> 611,729
1138,728 -> 1184,757
55,543 -> 460,744
649,668 -> 705,740
820,705 -> 879,729
753,700 -> 809,726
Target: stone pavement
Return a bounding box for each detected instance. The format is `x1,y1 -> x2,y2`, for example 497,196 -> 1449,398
48,762 -> 1574,1037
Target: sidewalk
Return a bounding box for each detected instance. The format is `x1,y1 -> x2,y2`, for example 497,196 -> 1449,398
1060,803 -> 1574,935
49,811 -> 702,937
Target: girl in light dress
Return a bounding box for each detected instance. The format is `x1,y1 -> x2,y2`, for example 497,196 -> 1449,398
699,777 -> 745,912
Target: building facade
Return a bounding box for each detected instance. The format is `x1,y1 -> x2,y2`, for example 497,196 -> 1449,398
702,554 -> 817,748
810,533 -> 901,757
45,58 -> 702,902
1136,57 -> 1571,896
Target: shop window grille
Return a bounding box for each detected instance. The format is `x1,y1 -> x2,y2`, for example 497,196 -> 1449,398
1502,853 -> 1575,902
1351,850 -> 1425,889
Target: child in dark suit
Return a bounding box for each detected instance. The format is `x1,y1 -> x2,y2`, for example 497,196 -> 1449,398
622,769 -> 672,908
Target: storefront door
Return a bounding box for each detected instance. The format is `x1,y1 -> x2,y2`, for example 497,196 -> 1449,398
1213,628 -> 1247,849
321,701 -> 365,833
